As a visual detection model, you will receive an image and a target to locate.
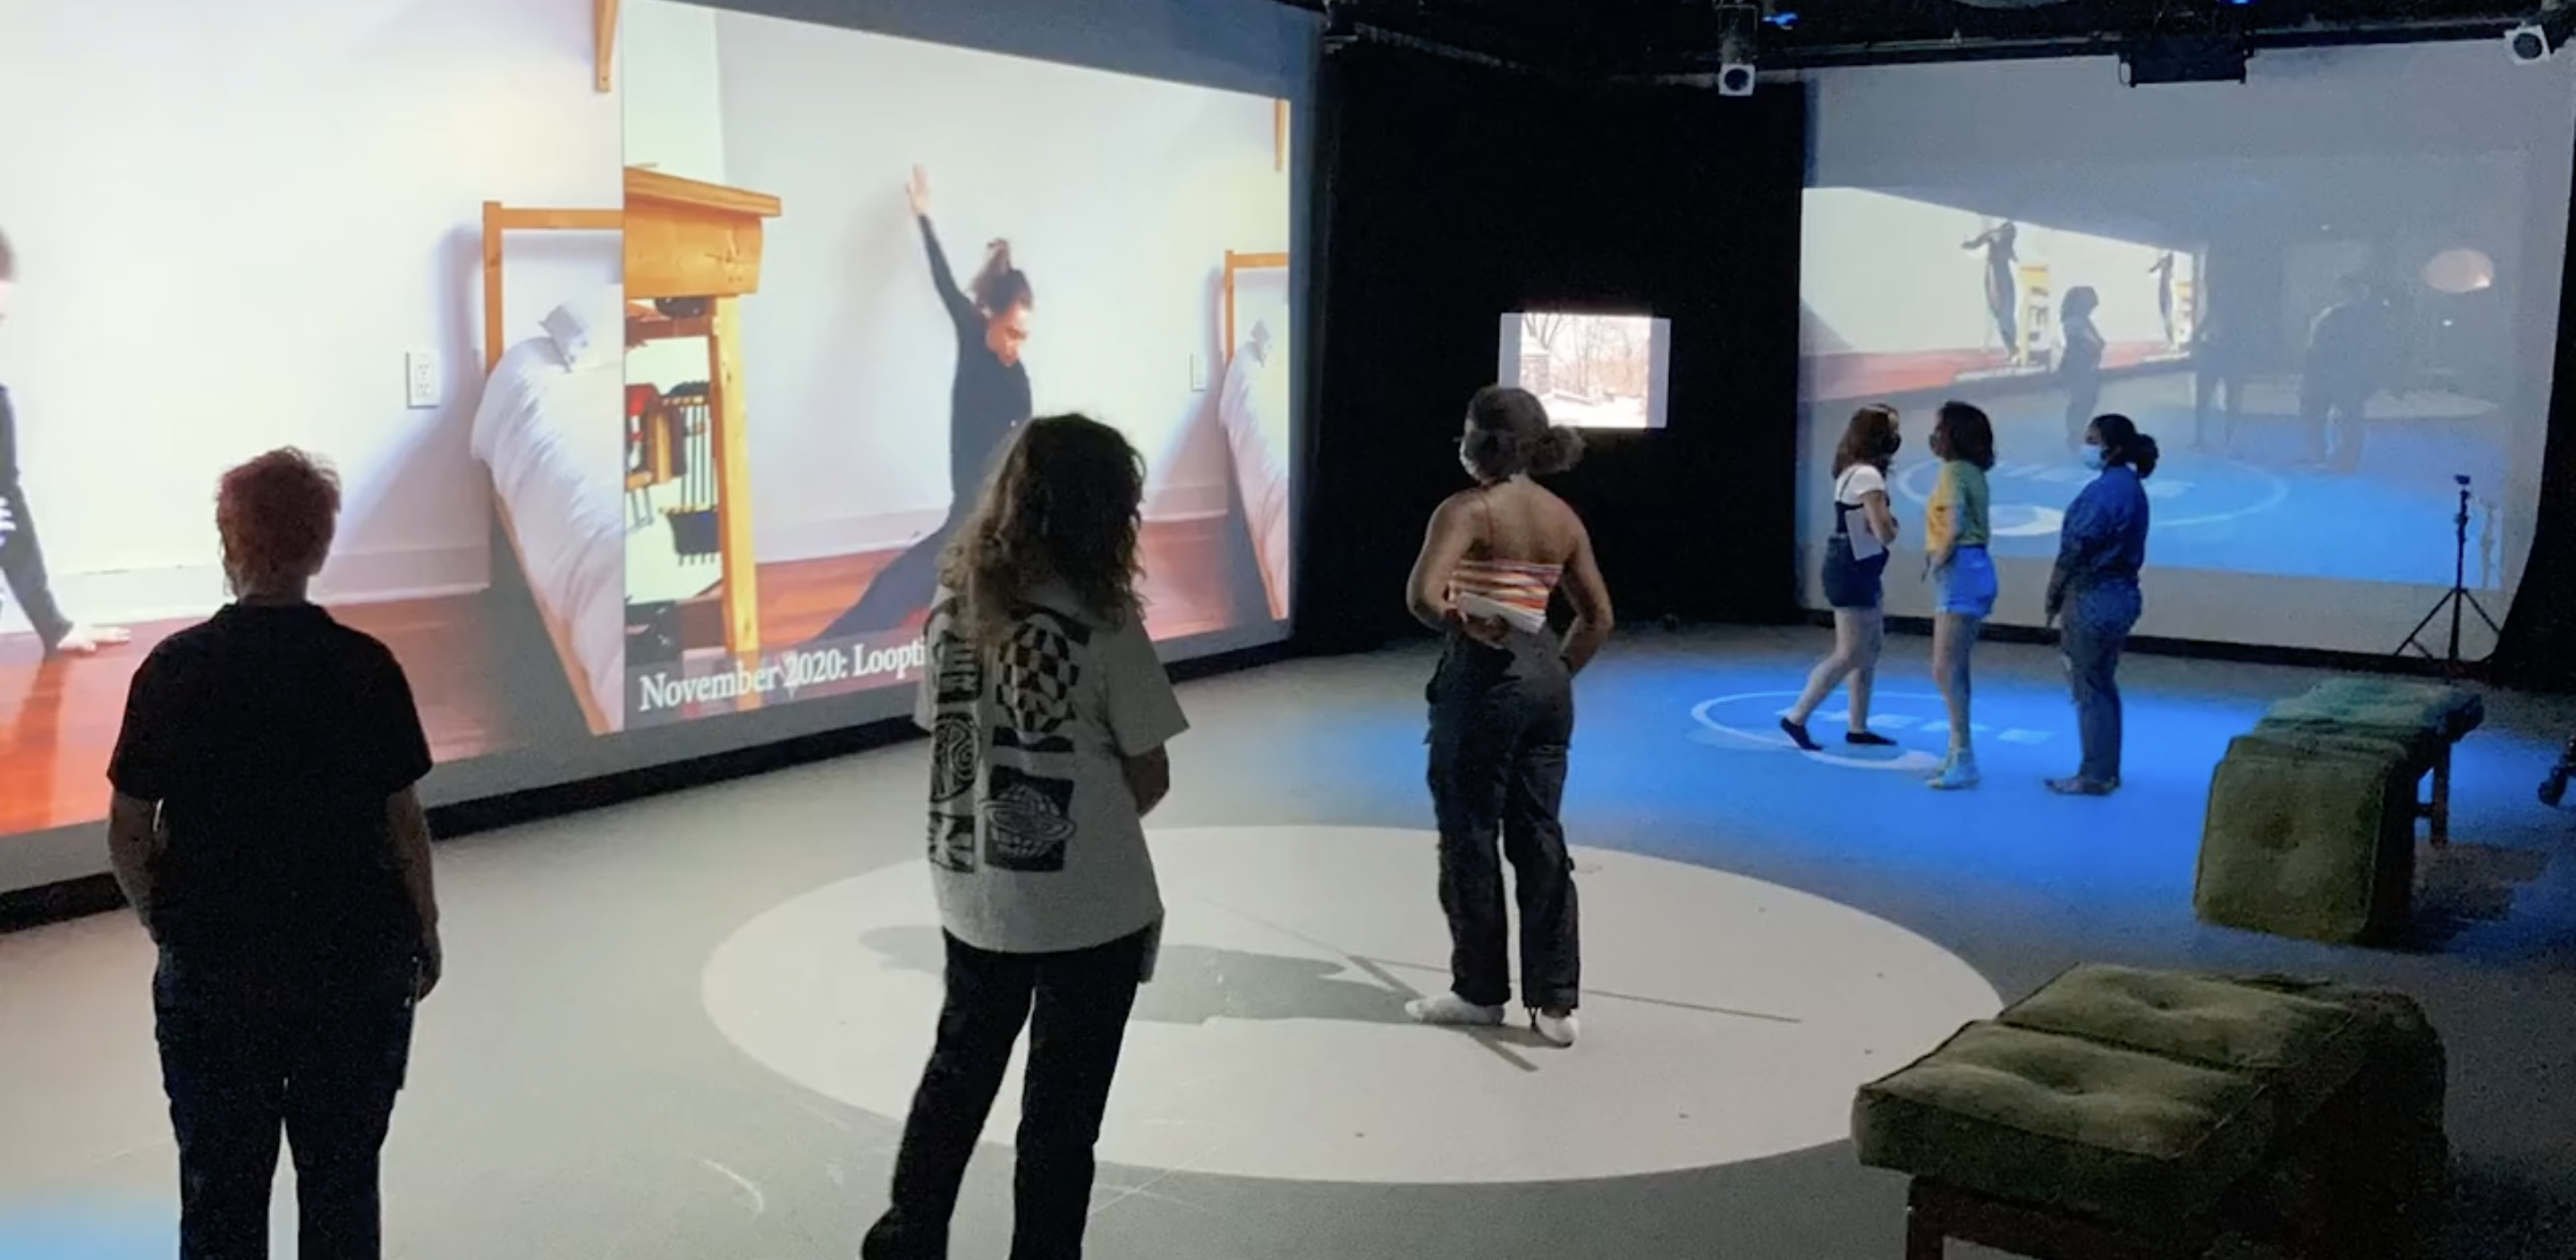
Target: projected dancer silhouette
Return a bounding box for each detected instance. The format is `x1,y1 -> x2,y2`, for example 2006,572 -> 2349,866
817,166 -> 1035,642
2190,307 -> 2243,452
0,227 -> 129,657
2148,251 -> 2179,344
2057,285 -> 2106,455
1961,221 -> 2020,357
2301,278 -> 2388,474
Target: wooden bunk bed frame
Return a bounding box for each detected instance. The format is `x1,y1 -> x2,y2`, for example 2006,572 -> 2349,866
623,166 -> 783,689
1222,249 -> 1289,364
479,200 -> 621,737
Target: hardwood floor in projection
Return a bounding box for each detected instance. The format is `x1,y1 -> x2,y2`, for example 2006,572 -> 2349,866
753,516 -> 1245,647
0,595 -> 511,837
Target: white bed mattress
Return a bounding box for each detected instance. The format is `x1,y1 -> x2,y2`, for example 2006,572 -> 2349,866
470,336 -> 628,731
1219,322 -> 1294,622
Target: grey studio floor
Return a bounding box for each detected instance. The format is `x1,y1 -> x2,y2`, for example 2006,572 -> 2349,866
5,626 -> 2576,1260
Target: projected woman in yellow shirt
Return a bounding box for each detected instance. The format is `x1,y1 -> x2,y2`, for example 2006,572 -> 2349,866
1923,402 -> 1998,791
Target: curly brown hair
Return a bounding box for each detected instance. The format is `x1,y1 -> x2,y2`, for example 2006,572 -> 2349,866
1462,385 -> 1583,481
939,414 -> 1146,648
1930,400 -> 1997,471
1831,403 -> 1901,477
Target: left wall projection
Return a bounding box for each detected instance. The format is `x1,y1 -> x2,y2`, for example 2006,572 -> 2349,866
0,0 -> 1300,872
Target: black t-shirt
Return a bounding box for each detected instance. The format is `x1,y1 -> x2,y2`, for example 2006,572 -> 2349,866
106,602 -> 434,964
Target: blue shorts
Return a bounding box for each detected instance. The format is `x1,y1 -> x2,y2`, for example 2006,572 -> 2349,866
1934,545 -> 1997,618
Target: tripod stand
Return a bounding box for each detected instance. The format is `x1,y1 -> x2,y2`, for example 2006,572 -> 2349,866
2395,475 -> 2499,677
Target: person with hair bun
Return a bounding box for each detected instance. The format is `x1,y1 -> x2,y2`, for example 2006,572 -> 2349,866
2044,413 -> 2157,796
1402,385 -> 1613,1048
105,447 -> 442,1260
821,165 -> 1038,639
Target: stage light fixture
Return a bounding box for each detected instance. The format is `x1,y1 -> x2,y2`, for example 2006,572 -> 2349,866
1716,2 -> 1760,97
2506,3 -> 2576,63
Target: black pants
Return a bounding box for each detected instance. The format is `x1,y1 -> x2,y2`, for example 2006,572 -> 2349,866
820,510 -> 959,641
154,950 -> 417,1260
865,927 -> 1150,1260
1426,631 -> 1580,1013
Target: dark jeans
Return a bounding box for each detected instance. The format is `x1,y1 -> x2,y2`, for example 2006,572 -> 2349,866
154,949 -> 417,1260
865,927 -> 1151,1260
1426,630 -> 1580,1013
2063,584 -> 2140,785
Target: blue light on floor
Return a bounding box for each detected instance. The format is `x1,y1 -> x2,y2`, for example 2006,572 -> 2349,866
0,1205 -> 173,1260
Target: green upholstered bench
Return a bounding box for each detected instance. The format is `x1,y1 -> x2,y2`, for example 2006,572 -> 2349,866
2194,678 -> 2482,945
2251,677 -> 2484,848
1852,965 -> 2446,1260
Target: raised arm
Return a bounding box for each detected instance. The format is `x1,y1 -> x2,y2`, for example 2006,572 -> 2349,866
909,165 -> 979,328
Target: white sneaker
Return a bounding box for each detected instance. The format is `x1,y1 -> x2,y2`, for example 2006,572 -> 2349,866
1531,1009 -> 1580,1047
1406,994 -> 1506,1027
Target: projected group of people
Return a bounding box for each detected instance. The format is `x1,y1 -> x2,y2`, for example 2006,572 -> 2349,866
1786,399 -> 2160,795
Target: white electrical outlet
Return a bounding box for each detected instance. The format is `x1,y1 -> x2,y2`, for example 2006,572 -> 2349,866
1189,352 -> 1208,393
405,350 -> 441,409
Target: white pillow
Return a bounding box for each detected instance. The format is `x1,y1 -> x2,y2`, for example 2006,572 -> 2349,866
541,301 -> 604,371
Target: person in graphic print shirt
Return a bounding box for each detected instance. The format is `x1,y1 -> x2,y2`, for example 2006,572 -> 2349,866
866,414 -> 1189,1260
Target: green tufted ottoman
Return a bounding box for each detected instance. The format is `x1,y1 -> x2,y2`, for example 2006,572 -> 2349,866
1853,966 -> 2447,1260
2250,677 -> 2484,848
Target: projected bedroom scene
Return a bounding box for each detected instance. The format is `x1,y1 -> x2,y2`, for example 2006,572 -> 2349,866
1801,162 -> 2527,590
1496,311 -> 1674,430
0,0 -> 626,842
616,0 -> 1295,728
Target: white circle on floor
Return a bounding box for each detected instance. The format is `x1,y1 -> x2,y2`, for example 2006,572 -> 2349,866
701,825 -> 2000,1186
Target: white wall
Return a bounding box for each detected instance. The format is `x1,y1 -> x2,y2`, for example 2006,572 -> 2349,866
648,10 -> 1291,562
1801,191 -> 2001,356
0,0 -> 622,630
624,0 -> 731,185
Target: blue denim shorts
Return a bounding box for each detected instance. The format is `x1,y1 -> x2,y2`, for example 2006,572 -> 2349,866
1934,545 -> 1997,618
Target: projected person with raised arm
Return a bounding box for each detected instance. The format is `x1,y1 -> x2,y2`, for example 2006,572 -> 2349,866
1962,220 -> 2020,358
818,166 -> 1036,641
0,228 -> 129,657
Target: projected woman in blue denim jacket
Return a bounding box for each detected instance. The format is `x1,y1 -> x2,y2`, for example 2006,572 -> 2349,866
818,166 -> 1037,642
2045,413 -> 2157,797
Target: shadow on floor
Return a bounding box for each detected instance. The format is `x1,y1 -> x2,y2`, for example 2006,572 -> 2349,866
860,926 -> 1418,1027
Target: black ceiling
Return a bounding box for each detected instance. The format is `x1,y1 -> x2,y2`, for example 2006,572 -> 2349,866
1286,0 -> 2539,71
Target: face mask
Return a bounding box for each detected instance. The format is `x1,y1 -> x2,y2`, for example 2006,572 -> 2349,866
2080,444 -> 2107,471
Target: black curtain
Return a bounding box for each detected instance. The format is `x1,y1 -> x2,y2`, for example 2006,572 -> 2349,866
2490,130 -> 2576,691
1294,41 -> 1807,655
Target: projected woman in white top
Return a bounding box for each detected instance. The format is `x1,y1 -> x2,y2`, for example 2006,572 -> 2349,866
1961,220 -> 2020,358
818,166 -> 1038,642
